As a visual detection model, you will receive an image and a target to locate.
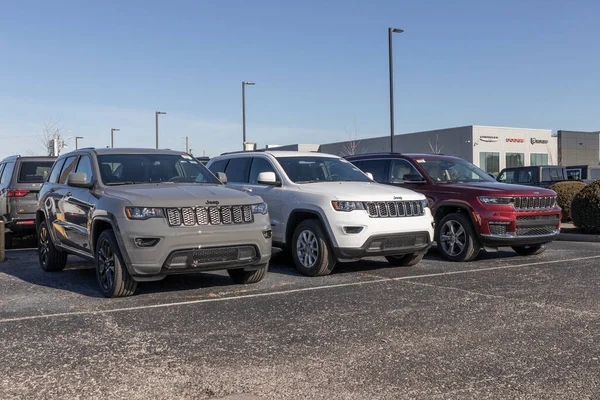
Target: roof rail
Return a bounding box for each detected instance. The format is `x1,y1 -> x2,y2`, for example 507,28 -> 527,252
220,149 -> 267,156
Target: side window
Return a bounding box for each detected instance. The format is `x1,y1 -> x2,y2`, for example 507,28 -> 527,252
48,158 -> 66,184
498,170 -> 514,183
389,159 -> 422,183
249,158 -> 278,184
0,164 -> 5,183
591,169 -> 600,180
208,159 -> 229,174
360,159 -> 388,183
517,169 -> 532,184
0,162 -> 15,185
224,158 -> 251,183
351,161 -> 363,170
59,156 -> 79,184
75,156 -> 94,182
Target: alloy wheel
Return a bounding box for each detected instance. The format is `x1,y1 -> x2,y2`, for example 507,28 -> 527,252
296,230 -> 319,268
98,239 -> 116,291
38,226 -> 49,268
440,220 -> 466,256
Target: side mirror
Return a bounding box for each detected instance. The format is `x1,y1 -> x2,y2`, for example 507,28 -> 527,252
216,172 -> 228,184
403,174 -> 426,183
257,171 -> 278,185
365,172 -> 374,180
67,172 -> 93,188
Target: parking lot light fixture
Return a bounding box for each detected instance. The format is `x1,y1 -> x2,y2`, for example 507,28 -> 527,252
156,111 -> 167,149
110,128 -> 120,148
75,136 -> 84,150
242,82 -> 255,150
388,27 -> 404,153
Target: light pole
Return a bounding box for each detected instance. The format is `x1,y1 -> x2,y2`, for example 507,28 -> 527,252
155,111 -> 167,149
75,136 -> 84,150
110,128 -> 120,148
388,27 -> 404,153
242,81 -> 255,150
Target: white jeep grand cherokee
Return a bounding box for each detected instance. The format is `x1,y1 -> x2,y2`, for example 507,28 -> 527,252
207,151 -> 434,276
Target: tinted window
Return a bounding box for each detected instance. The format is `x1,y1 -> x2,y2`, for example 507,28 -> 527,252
360,160 -> 388,182
224,158 -> 251,183
48,158 -> 66,184
0,162 -> 15,185
75,156 -> 94,182
97,154 -> 219,185
0,164 -> 4,182
249,158 -> 278,184
276,157 -> 370,183
517,169 -> 533,184
18,161 -> 54,183
418,158 -> 495,183
59,156 -> 79,184
208,159 -> 229,174
566,169 -> 581,181
541,168 -> 564,182
389,159 -> 422,183
498,170 -> 515,183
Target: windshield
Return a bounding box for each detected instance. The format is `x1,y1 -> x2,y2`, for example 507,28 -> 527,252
97,154 -> 221,185
276,156 -> 371,183
417,158 -> 495,184
18,161 -> 54,183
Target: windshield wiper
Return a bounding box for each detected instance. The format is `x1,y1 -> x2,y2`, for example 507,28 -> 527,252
105,181 -> 144,186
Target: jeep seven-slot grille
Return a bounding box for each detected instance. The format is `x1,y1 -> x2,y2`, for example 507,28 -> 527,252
166,205 -> 253,227
364,201 -> 425,218
513,196 -> 556,211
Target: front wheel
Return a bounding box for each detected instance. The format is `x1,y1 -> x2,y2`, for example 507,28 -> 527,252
436,213 -> 481,262
385,251 -> 425,267
228,263 -> 269,284
511,245 -> 547,256
291,220 -> 337,276
95,230 -> 137,298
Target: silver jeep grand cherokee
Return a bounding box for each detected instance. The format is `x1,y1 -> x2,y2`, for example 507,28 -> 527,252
36,148 -> 272,297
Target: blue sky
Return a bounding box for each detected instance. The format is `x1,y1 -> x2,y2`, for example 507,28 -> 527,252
0,0 -> 598,159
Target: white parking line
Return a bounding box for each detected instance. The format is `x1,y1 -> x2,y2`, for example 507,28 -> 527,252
1,255 -> 599,324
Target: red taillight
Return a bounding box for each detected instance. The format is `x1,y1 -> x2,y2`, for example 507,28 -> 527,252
7,190 -> 30,197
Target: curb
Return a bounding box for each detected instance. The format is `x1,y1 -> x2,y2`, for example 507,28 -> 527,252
557,232 -> 600,243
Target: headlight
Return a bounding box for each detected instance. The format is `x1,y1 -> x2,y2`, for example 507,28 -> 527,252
478,196 -> 514,205
251,202 -> 268,215
331,201 -> 365,212
125,207 -> 165,220
421,199 -> 430,209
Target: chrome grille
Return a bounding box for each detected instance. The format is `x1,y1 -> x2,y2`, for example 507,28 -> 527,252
514,196 -> 556,211
364,201 -> 425,218
166,205 -> 254,227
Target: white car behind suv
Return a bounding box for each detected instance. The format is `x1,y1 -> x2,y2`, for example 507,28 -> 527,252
207,151 -> 434,276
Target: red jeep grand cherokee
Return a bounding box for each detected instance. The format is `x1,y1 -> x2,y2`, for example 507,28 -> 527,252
347,153 -> 561,262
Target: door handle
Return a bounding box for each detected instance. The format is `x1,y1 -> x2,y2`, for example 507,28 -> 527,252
243,188 -> 252,193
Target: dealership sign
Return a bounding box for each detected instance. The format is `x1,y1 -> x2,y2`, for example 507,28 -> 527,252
506,138 -> 525,143
530,138 -> 549,145
479,136 -> 499,142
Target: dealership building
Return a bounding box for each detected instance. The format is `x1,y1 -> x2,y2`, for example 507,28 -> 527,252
271,125 -> 558,175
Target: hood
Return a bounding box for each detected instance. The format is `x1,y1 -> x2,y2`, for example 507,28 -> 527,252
297,182 -> 425,201
103,183 -> 262,207
433,182 -> 556,196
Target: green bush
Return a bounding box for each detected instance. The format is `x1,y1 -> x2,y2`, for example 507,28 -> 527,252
549,181 -> 587,222
571,180 -> 600,233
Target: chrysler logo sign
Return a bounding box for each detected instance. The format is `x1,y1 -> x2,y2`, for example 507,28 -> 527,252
530,138 -> 549,145
479,136 -> 499,142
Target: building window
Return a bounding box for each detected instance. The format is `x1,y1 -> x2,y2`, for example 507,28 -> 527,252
506,153 -> 524,168
530,153 -> 549,166
479,152 -> 499,175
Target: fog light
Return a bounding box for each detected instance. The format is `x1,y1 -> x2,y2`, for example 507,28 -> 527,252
369,241 -> 382,250
134,238 -> 160,247
262,230 -> 272,239
239,247 -> 256,261
343,226 -> 364,234
168,255 -> 188,268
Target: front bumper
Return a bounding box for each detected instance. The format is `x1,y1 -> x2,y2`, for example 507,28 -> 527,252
115,214 -> 272,279
334,231 -> 432,259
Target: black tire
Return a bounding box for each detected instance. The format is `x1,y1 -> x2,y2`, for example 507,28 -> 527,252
95,229 -> 137,298
436,213 -> 481,262
511,245 -> 547,256
291,219 -> 337,276
385,251 -> 425,267
4,232 -> 13,250
37,220 -> 67,272
228,263 -> 269,284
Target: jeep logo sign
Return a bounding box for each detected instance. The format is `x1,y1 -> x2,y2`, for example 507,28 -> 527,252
393,196 -> 403,200
530,137 -> 549,145
206,200 -> 220,205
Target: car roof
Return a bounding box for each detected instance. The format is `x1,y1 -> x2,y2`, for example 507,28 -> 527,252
1,155 -> 56,162
217,150 -> 339,159
347,152 -> 460,160
55,148 -> 188,158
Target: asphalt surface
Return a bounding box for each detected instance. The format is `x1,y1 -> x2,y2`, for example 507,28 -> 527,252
1,241 -> 600,399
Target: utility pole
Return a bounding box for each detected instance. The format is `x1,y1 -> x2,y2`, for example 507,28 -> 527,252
186,136 -> 189,153
242,81 -> 255,150
388,27 -> 404,153
75,136 -> 84,150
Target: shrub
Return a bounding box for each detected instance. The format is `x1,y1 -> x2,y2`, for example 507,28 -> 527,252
571,180 -> 600,233
549,181 -> 587,222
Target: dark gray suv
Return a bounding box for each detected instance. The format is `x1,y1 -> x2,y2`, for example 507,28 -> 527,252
0,155 -> 56,247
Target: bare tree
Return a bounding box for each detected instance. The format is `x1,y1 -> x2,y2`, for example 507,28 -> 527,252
428,134 -> 444,154
37,121 -> 67,156
339,120 -> 363,157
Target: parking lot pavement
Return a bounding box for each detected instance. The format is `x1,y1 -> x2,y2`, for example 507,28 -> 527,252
1,242 -> 599,399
